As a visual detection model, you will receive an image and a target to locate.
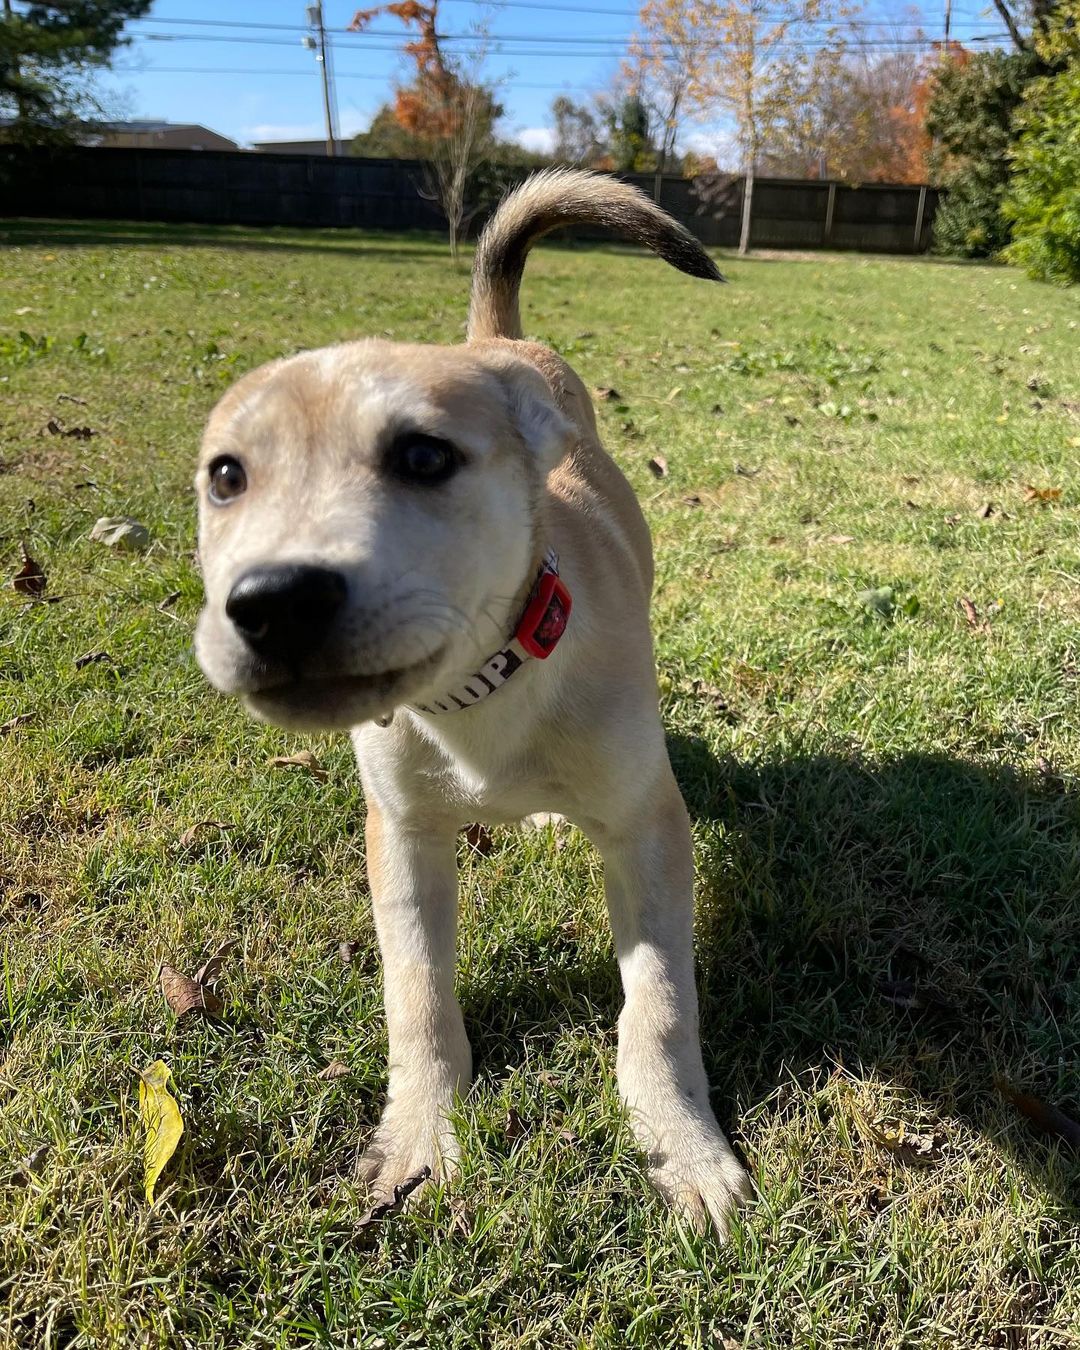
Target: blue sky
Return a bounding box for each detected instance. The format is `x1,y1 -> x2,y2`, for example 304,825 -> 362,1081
97,1 -> 1011,154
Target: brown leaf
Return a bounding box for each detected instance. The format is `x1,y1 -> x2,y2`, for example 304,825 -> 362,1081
826,534 -> 855,545
267,749 -> 327,779
959,596 -> 979,628
193,939 -> 235,987
178,820 -> 233,849
74,650 -> 112,670
648,455 -> 668,478
591,386 -> 620,402
504,1107 -> 526,1142
977,501 -> 995,519
317,1060 -> 350,1081
12,545 -> 46,597
462,822 -> 494,855
159,963 -> 224,1020
46,417 -> 97,439
1023,485 -> 1061,503
339,939 -> 360,965
11,1143 -> 50,1186
357,1166 -> 431,1227
852,1103 -> 944,1167
997,1081 -> 1080,1148
1,713 -> 35,736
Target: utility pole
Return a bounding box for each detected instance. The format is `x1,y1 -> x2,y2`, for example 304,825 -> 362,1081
944,0 -> 952,46
304,2 -> 339,155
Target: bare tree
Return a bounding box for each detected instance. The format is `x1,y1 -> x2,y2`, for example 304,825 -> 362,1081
350,0 -> 502,262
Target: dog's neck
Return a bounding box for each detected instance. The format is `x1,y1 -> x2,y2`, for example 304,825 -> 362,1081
400,544 -> 570,720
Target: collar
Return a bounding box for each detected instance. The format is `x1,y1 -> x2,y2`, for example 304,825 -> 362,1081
404,549 -> 572,718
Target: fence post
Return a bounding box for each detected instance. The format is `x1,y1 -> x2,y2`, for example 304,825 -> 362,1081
824,181 -> 837,246
913,185 -> 928,252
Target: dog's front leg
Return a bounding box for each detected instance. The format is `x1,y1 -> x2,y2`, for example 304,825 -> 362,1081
594,774 -> 753,1236
359,802 -> 472,1204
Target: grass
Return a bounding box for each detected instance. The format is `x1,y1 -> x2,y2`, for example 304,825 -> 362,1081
1,216 -> 1079,1349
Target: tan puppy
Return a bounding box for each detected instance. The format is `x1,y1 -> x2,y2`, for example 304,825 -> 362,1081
194,169 -> 752,1234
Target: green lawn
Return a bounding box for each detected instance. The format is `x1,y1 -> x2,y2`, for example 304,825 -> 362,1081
2,217 -> 1079,1349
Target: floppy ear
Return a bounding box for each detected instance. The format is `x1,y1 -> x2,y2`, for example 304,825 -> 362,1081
494,360 -> 575,471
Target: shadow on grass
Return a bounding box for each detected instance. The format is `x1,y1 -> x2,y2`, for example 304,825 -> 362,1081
465,736 -> 1080,1206
0,217 -> 456,262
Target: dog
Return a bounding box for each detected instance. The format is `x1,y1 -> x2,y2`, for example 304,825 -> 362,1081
194,169 -> 753,1234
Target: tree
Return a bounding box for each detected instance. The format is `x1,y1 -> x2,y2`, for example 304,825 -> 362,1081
1003,1 -> 1080,283
550,95 -> 604,166
760,36 -> 944,183
627,0 -> 709,195
644,0 -> 852,254
927,46 -> 1037,256
349,0 -> 503,261
603,92 -> 654,172
0,0 -> 151,144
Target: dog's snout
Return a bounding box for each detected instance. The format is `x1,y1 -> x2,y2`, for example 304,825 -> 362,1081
225,564 -> 347,663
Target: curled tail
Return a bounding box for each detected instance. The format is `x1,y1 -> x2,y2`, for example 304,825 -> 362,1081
467,168 -> 723,342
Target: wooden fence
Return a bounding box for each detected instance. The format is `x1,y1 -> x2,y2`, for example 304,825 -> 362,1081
0,146 -> 941,254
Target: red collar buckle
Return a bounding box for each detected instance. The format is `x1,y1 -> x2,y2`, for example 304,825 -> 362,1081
515,568 -> 572,659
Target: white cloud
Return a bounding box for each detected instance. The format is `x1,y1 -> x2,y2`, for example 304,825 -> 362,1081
242,111 -> 369,146
515,126 -> 555,155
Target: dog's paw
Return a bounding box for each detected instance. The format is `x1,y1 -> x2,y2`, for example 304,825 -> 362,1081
646,1132 -> 754,1238
358,1100 -> 461,1209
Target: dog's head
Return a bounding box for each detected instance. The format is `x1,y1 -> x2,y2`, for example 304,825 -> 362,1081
194,340 -> 571,731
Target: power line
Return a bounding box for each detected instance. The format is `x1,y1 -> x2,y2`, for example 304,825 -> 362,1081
111,63 -> 598,91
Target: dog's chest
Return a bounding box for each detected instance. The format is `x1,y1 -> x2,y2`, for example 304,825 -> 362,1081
354,716 -> 580,825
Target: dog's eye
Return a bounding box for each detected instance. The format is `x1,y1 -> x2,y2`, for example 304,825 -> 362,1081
208,456 -> 247,503
388,435 -> 459,485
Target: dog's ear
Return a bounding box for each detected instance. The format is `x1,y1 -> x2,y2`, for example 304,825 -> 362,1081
492,360 -> 574,471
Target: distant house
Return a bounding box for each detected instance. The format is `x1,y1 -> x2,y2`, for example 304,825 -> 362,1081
251,138 -> 351,156
86,121 -> 238,151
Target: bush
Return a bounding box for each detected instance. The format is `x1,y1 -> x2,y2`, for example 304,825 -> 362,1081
927,50 -> 1036,258
1003,62 -> 1080,284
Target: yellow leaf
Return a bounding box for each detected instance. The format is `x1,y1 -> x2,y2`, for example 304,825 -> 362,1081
139,1060 -> 184,1204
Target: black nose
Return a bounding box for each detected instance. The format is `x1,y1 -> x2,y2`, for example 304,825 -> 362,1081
225,564 -> 347,664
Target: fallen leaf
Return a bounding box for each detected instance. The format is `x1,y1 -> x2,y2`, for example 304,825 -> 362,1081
648,455 -> 668,478
664,386 -> 683,403
733,462 -> 759,477
827,534 -> 855,545
90,516 -> 151,551
977,502 -> 995,519
959,597 -> 991,635
682,493 -> 703,506
317,1060 -> 350,1081
1,713 -> 35,735
996,1080 -> 1080,1149
339,939 -> 360,965
11,1143 -> 50,1185
138,1060 -> 184,1204
159,962 -> 224,1020
178,820 -> 233,849
850,1099 -> 944,1167
504,1107 -> 526,1142
858,587 -> 896,619
157,591 -> 181,612
45,418 -> 96,439
1023,485 -> 1061,503
591,386 -> 620,402
463,822 -> 494,855
357,1166 -> 430,1227
193,939 -> 235,987
12,545 -> 46,597
74,650 -> 112,670
267,749 -> 327,779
